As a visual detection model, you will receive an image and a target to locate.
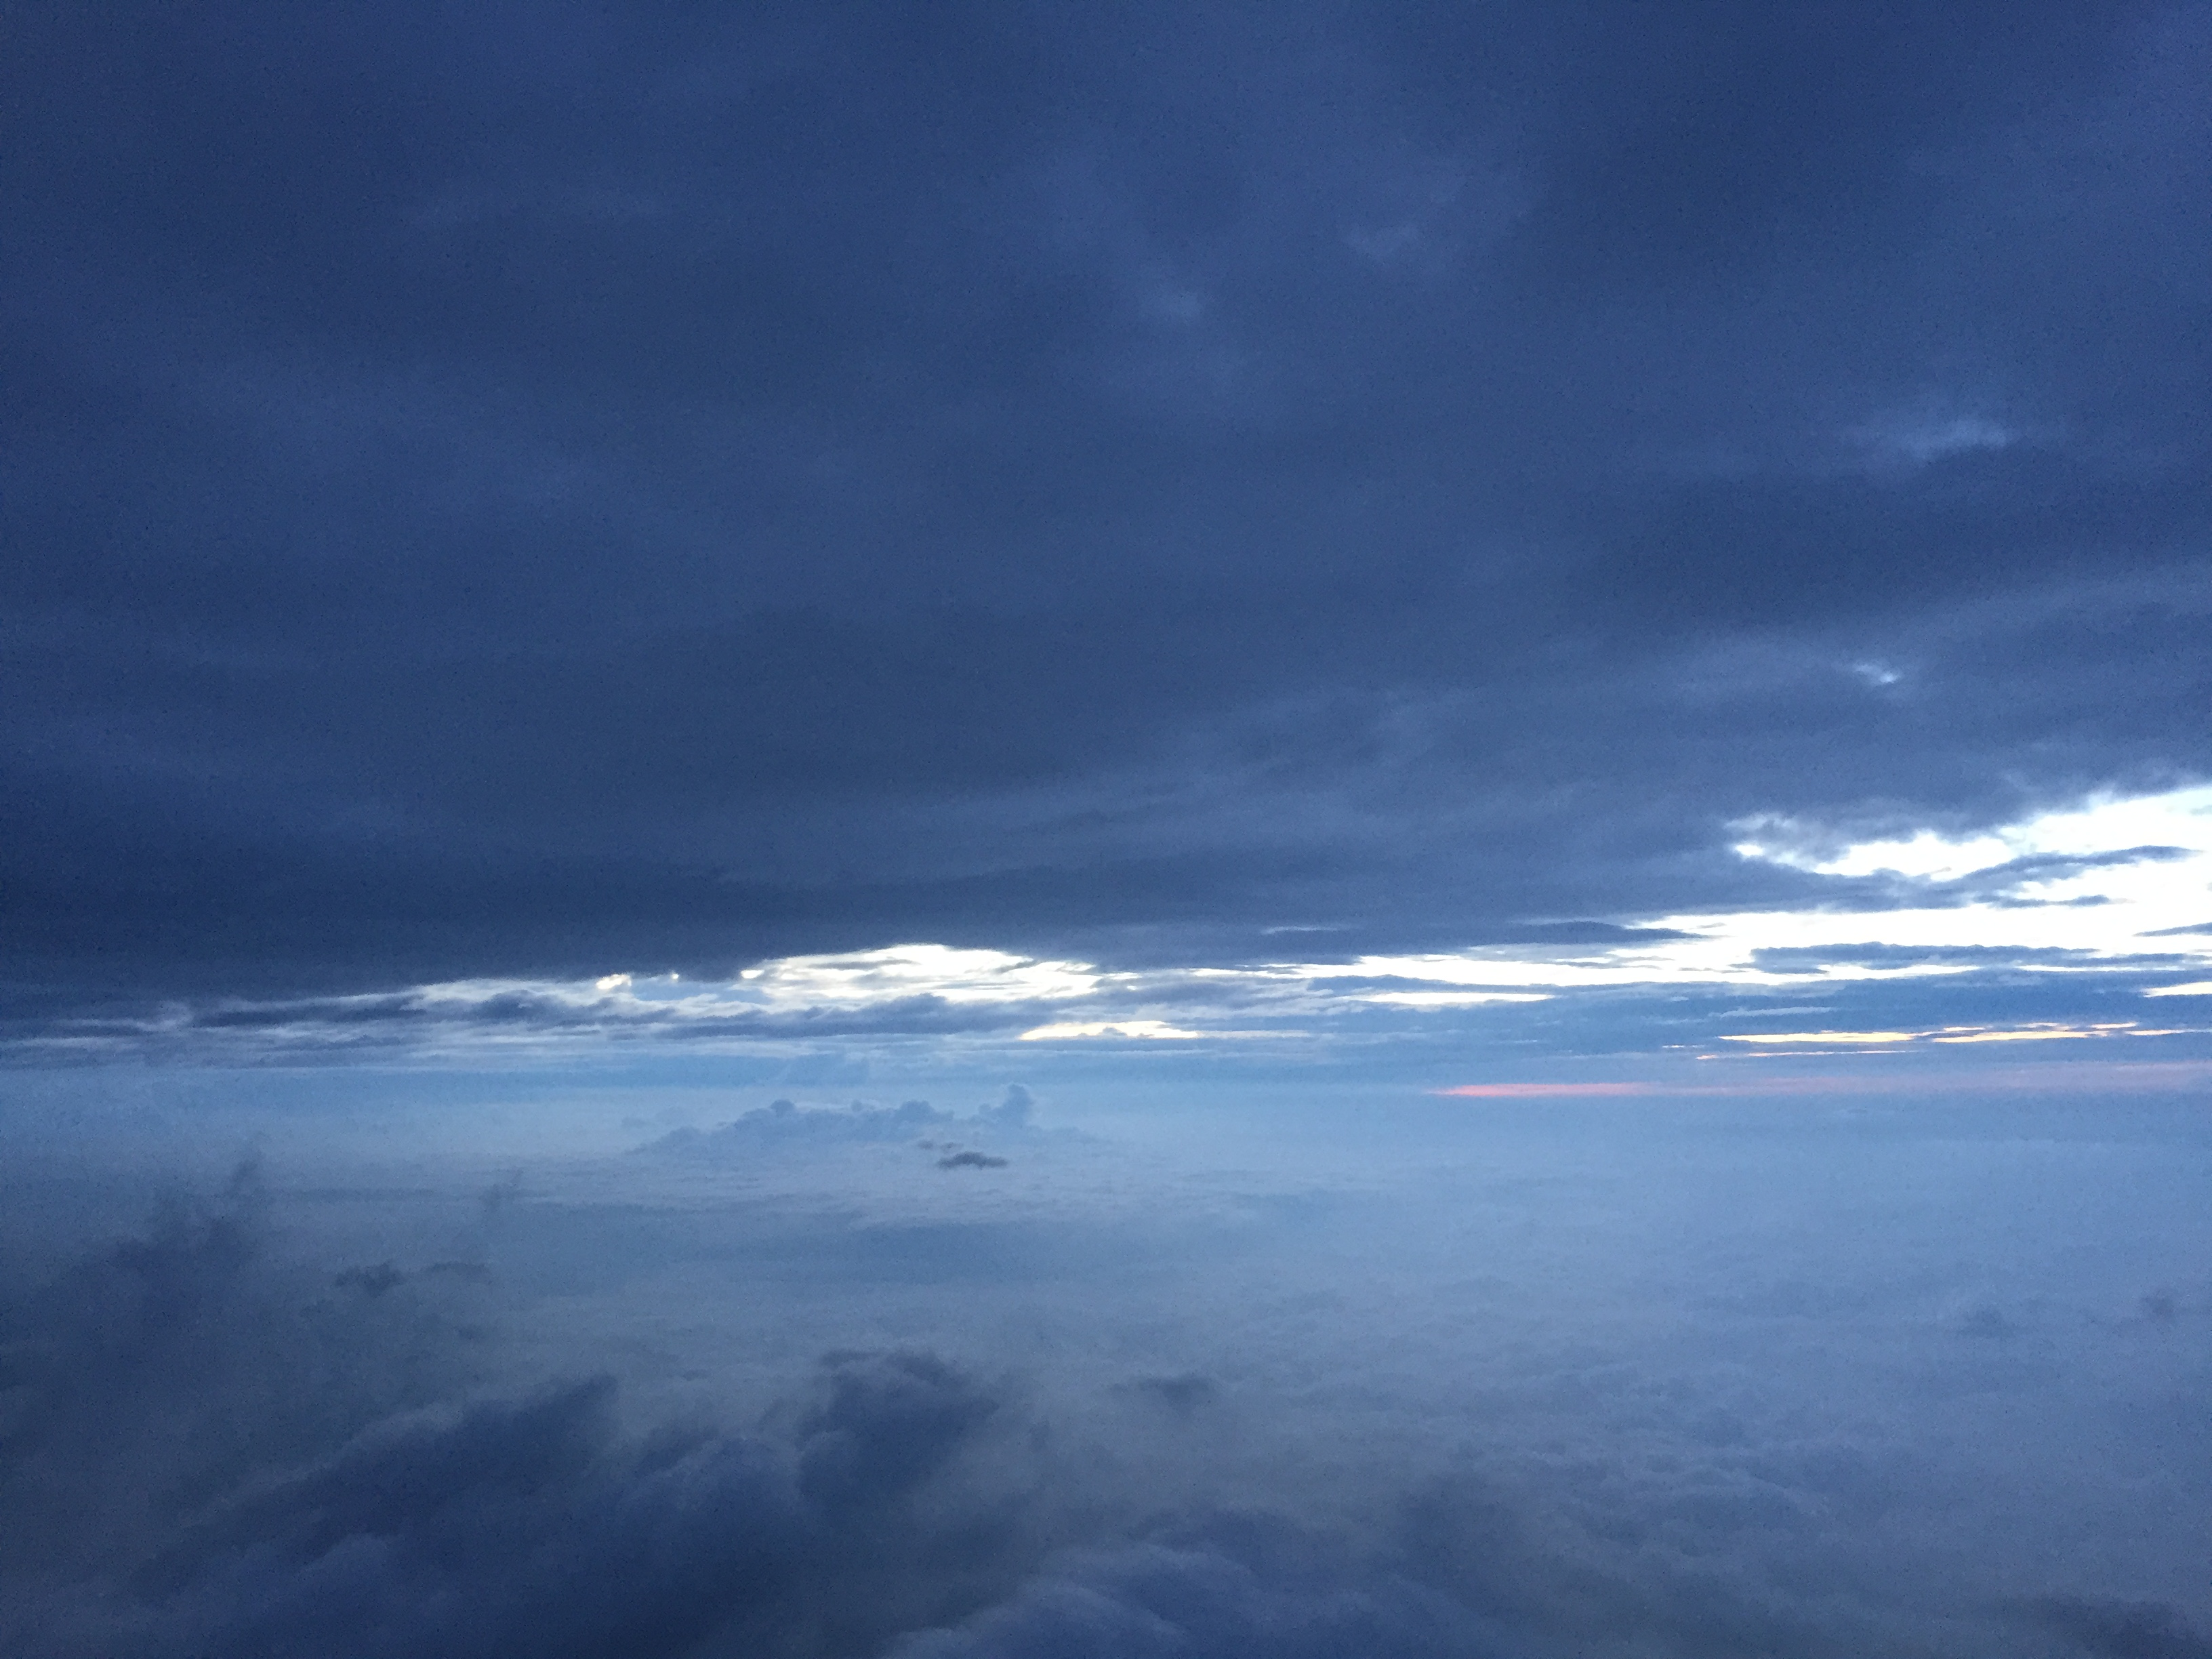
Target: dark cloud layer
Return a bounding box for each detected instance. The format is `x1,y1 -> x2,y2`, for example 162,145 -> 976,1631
0,1174 -> 1548,1657
6,2 -> 2209,1014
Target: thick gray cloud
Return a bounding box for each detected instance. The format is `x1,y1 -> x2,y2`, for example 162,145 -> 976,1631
5,1 -> 2208,1017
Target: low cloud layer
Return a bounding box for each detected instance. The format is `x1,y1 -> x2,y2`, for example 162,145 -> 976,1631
5,1085 -> 2209,1658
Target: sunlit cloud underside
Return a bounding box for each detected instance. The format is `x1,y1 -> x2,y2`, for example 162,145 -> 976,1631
20,787 -> 2211,1067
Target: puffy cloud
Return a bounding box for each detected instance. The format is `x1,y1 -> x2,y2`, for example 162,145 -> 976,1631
5,1112 -> 2206,1659
0,1181 -> 1033,1658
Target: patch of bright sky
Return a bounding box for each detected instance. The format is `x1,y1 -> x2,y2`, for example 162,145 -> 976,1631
734,943 -> 1107,1007
1080,785 -> 2212,1025
1285,788 -> 2210,1003
1734,783 -> 2212,880
319,785 -> 2212,1054
574,786 -> 2212,1025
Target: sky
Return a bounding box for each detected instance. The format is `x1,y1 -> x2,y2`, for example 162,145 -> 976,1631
4,4 -> 2212,1657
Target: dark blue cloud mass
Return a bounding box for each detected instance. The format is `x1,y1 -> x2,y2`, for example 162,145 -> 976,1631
4,1 -> 2208,1029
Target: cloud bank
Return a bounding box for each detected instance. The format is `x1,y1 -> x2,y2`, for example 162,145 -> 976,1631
5,1085 -> 2210,1659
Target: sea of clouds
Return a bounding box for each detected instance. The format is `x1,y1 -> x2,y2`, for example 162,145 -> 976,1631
2,1080 -> 2207,1658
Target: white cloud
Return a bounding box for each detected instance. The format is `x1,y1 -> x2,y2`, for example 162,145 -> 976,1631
1744,827 -> 2015,880
736,945 -> 1105,1008
1729,781 -> 2212,916
1275,785 -> 2212,1000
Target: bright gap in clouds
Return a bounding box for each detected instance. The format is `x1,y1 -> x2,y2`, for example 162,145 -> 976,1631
736,944 -> 1107,1006
1730,783 -> 2212,883
25,785 -> 2210,1067
588,782 -> 2202,1047
1273,784 -> 2212,1003
725,784 -> 2211,1020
